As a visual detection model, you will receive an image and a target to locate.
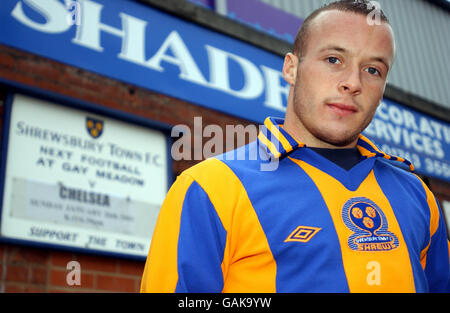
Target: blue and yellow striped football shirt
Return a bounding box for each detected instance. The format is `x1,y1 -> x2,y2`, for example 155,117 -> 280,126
141,117 -> 450,293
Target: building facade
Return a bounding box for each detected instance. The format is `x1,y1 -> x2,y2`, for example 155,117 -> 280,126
0,0 -> 448,292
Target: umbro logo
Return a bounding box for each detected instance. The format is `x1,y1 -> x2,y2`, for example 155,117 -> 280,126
284,226 -> 321,243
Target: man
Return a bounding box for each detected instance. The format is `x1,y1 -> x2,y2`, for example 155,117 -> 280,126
141,0 -> 450,292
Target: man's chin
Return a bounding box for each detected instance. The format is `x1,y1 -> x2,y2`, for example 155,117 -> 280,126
312,130 -> 360,148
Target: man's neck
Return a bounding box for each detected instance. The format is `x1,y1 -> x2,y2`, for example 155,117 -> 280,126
283,113 -> 358,149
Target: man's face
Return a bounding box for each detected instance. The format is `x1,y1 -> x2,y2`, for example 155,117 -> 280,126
284,10 -> 395,148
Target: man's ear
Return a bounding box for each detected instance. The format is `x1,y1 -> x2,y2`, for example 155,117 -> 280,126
282,53 -> 299,86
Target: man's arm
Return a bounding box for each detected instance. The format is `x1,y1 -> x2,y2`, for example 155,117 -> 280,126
140,173 -> 227,292
421,184 -> 450,292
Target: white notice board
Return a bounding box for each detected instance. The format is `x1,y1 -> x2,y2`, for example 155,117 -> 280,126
0,94 -> 169,258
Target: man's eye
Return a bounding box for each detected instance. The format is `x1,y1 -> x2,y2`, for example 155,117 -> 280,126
365,67 -> 381,76
327,57 -> 341,64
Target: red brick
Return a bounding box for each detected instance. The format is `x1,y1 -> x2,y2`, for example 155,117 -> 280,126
50,251 -> 77,268
60,69 -> 101,94
4,283 -> 25,293
16,59 -> 60,82
6,246 -> 49,265
34,79 -> 65,96
5,265 -> 29,283
438,195 -> 450,203
136,279 -> 142,292
49,269 -> 68,287
48,288 -> 71,293
429,178 -> 450,195
30,267 -> 47,285
49,266 -> 95,290
23,285 -> 46,293
117,260 -> 145,277
0,53 -> 15,70
80,272 -> 95,289
76,254 -> 117,273
0,69 -> 36,87
97,275 -> 137,293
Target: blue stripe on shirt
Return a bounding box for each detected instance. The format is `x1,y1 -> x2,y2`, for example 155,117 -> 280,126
175,180 -> 227,292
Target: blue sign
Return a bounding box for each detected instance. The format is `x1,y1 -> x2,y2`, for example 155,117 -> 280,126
0,0 -> 449,181
363,99 -> 450,181
0,0 -> 288,123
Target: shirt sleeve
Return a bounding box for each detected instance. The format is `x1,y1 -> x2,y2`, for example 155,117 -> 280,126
140,172 -> 227,293
422,190 -> 450,292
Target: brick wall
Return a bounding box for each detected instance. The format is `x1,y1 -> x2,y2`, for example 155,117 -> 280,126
0,243 -> 144,292
0,44 -> 257,292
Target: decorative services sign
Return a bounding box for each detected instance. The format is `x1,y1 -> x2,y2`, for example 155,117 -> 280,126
1,94 -> 169,257
364,98 -> 450,181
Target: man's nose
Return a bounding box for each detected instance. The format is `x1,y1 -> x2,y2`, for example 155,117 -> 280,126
338,66 -> 362,95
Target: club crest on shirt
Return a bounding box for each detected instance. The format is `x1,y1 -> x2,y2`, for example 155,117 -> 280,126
342,197 -> 399,252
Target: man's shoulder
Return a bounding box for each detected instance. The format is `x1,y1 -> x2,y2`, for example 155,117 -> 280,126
374,158 -> 419,178
186,140 -> 262,172
183,157 -> 229,180
179,141 -> 268,191
180,156 -> 241,191
374,158 -> 429,195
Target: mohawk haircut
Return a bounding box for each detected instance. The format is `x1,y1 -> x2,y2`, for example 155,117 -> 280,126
293,0 -> 390,59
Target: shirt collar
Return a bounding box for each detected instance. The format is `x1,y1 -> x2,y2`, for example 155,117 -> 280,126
258,117 -> 415,172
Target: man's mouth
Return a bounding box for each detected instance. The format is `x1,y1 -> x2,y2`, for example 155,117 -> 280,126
326,102 -> 358,117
